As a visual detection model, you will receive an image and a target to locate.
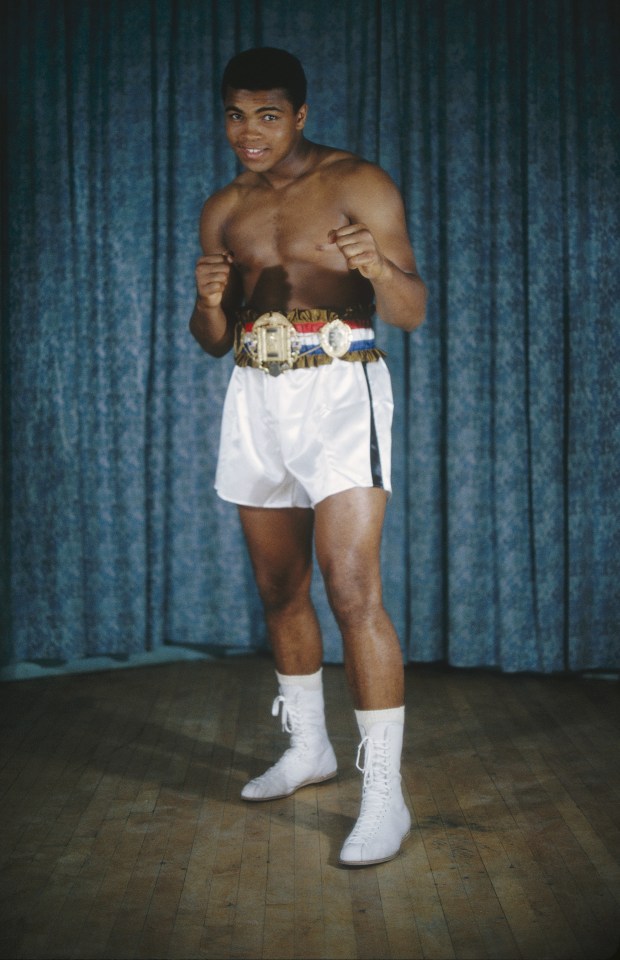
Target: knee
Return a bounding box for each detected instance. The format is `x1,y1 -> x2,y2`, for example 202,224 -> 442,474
322,562 -> 383,630
255,569 -> 311,617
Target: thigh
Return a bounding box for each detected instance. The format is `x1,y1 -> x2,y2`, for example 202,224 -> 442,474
314,487 -> 388,597
238,505 -> 315,604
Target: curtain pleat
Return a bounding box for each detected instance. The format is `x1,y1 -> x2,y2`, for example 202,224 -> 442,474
1,0 -> 618,674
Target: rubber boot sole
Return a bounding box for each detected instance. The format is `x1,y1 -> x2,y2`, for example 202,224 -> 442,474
338,829 -> 411,867
241,769 -> 338,802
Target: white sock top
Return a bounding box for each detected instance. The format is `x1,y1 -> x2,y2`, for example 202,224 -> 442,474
276,667 -> 323,691
355,706 -> 405,736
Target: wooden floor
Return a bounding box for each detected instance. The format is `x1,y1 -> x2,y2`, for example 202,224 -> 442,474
0,656 -> 619,960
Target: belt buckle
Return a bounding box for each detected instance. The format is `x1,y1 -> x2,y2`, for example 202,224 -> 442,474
319,318 -> 353,358
243,312 -> 300,376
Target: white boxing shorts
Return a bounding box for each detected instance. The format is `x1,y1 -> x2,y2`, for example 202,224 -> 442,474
215,358 -> 394,509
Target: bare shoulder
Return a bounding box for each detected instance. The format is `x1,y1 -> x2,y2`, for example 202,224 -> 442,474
199,180 -> 243,225
337,157 -> 401,197
319,151 -> 403,207
198,180 -> 247,251
317,148 -> 392,181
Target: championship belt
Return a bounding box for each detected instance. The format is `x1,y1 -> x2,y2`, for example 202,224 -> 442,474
236,307 -> 381,374
241,312 -> 301,376
241,312 -> 353,376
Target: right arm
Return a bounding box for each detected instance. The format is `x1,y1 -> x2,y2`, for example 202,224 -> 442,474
189,192 -> 242,357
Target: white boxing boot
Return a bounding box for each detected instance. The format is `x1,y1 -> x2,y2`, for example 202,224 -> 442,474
339,708 -> 411,866
241,670 -> 338,801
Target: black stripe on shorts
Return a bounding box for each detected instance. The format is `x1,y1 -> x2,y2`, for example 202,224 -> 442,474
362,362 -> 384,489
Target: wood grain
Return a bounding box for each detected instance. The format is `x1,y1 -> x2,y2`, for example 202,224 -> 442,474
0,659 -> 618,959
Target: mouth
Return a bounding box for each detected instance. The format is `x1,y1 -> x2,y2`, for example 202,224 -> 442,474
237,146 -> 268,162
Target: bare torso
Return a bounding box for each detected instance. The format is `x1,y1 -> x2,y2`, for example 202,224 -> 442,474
214,146 -> 375,311
189,78 -> 426,730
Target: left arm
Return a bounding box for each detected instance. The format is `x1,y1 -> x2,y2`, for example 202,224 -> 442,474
329,165 -> 427,332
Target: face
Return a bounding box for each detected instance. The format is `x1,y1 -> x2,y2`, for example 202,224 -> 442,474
223,87 -> 308,173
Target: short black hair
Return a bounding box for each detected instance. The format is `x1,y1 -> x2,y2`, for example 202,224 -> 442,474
221,47 -> 307,111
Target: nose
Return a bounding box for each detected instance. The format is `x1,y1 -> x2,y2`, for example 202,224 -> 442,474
242,119 -> 262,139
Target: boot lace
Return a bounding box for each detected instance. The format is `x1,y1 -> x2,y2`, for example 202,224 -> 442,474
346,736 -> 391,842
271,694 -> 309,754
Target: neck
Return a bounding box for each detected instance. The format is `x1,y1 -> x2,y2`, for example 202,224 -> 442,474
261,138 -> 317,187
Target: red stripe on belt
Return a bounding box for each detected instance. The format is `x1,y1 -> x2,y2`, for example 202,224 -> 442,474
242,320 -> 368,333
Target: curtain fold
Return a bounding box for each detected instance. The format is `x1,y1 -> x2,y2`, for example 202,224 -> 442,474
2,0 -> 618,674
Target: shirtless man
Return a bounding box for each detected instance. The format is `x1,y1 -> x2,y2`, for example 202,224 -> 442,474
189,48 -> 427,866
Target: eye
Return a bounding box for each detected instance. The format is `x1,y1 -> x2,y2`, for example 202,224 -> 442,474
227,112 -> 243,122
262,114 -> 279,122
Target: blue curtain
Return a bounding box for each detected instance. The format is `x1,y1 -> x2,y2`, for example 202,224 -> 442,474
2,0 -> 618,675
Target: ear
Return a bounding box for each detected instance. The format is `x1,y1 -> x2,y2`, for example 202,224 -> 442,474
296,104 -> 308,130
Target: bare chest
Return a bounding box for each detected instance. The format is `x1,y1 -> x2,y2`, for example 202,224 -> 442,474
223,180 -> 349,272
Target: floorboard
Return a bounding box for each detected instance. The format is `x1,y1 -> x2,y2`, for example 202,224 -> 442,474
0,657 -> 618,959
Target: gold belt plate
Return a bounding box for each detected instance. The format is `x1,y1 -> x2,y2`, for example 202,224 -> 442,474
241,312 -> 353,374
242,312 -> 301,376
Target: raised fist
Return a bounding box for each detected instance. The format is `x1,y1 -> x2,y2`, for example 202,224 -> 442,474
195,252 -> 234,308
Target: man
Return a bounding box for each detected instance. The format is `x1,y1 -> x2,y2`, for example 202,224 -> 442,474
189,47 -> 427,866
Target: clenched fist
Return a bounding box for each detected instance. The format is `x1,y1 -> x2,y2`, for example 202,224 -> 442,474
325,224 -> 391,282
195,252 -> 234,308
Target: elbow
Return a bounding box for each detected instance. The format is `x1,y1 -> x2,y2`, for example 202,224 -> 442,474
413,312 -> 427,333
189,316 -> 233,358
188,315 -> 210,351
406,284 -> 428,332
405,310 -> 425,333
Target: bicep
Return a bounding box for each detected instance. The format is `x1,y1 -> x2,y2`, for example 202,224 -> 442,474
198,196 -> 243,311
348,170 -> 419,275
198,196 -> 227,255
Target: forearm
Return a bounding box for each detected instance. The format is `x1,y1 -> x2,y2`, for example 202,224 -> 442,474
189,299 -> 235,357
372,261 -> 427,332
